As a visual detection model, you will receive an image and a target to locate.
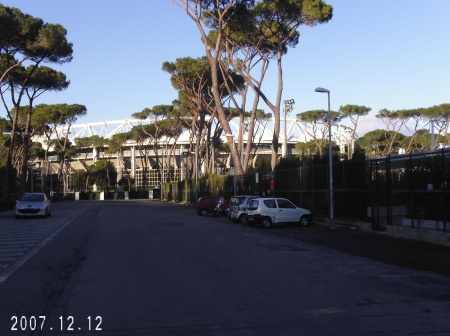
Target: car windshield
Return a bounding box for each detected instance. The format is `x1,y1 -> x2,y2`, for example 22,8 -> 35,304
20,194 -> 45,202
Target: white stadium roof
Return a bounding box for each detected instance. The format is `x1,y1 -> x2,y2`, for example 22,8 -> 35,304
35,117 -> 355,149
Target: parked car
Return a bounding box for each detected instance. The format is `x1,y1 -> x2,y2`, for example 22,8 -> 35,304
229,195 -> 259,224
196,196 -> 221,216
15,192 -> 51,218
246,197 -> 312,228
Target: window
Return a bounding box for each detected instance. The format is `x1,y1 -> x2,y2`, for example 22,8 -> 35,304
131,168 -> 184,188
231,197 -> 245,205
21,194 -> 44,202
248,200 -> 259,209
264,199 -> 277,208
277,199 -> 295,209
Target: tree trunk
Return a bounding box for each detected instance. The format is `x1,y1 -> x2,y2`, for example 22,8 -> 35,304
3,105 -> 20,198
244,93 -> 260,170
209,57 -> 244,177
271,52 -> 284,171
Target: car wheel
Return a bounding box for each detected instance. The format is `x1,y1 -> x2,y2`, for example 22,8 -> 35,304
238,214 -> 248,224
299,215 -> 310,226
261,217 -> 272,228
200,209 -> 208,216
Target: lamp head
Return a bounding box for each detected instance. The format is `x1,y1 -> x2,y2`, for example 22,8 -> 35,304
315,87 -> 330,93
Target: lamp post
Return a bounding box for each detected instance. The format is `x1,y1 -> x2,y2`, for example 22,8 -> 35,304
194,150 -> 198,202
49,159 -> 53,200
209,137 -> 216,175
283,99 -> 295,158
315,87 -> 334,228
431,119 -> 436,150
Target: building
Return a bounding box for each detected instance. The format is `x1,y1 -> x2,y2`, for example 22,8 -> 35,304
32,117 -> 355,193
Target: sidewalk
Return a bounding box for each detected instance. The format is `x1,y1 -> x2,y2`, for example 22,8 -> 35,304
326,216 -> 450,248
275,220 -> 450,278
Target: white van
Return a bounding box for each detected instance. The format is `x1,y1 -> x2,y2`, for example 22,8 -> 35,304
228,195 -> 259,224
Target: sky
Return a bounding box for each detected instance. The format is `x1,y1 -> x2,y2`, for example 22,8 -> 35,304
1,0 -> 450,136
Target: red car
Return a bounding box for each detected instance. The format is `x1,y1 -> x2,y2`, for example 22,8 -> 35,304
196,196 -> 229,216
196,196 -> 221,216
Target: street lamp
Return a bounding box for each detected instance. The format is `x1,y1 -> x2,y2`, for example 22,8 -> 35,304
430,119 -> 436,150
283,99 -> 295,158
194,150 -> 198,202
315,87 -> 334,228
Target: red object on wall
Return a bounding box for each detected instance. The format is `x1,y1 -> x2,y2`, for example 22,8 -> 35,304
270,179 -> 275,190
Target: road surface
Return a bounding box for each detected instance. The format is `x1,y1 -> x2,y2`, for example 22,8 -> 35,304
0,200 -> 449,335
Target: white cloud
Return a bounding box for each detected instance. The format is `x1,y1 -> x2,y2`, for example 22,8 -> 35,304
355,112 -> 385,137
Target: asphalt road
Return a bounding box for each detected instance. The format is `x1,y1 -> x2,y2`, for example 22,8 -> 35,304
0,200 -> 449,336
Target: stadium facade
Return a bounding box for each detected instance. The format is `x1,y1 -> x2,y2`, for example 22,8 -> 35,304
32,117 -> 356,192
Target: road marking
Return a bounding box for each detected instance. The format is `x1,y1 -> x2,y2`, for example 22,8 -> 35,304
0,205 -> 90,284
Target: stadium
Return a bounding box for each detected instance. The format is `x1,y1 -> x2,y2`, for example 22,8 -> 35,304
32,116 -> 355,192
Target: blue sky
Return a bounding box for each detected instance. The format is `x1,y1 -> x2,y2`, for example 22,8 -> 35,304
2,0 -> 449,136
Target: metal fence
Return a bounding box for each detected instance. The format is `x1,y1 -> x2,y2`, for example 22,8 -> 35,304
162,148 -> 450,233
369,148 -> 450,232
271,160 -> 369,222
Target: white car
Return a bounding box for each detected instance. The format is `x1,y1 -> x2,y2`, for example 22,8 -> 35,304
228,195 -> 259,224
15,193 -> 51,218
246,197 -> 312,228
